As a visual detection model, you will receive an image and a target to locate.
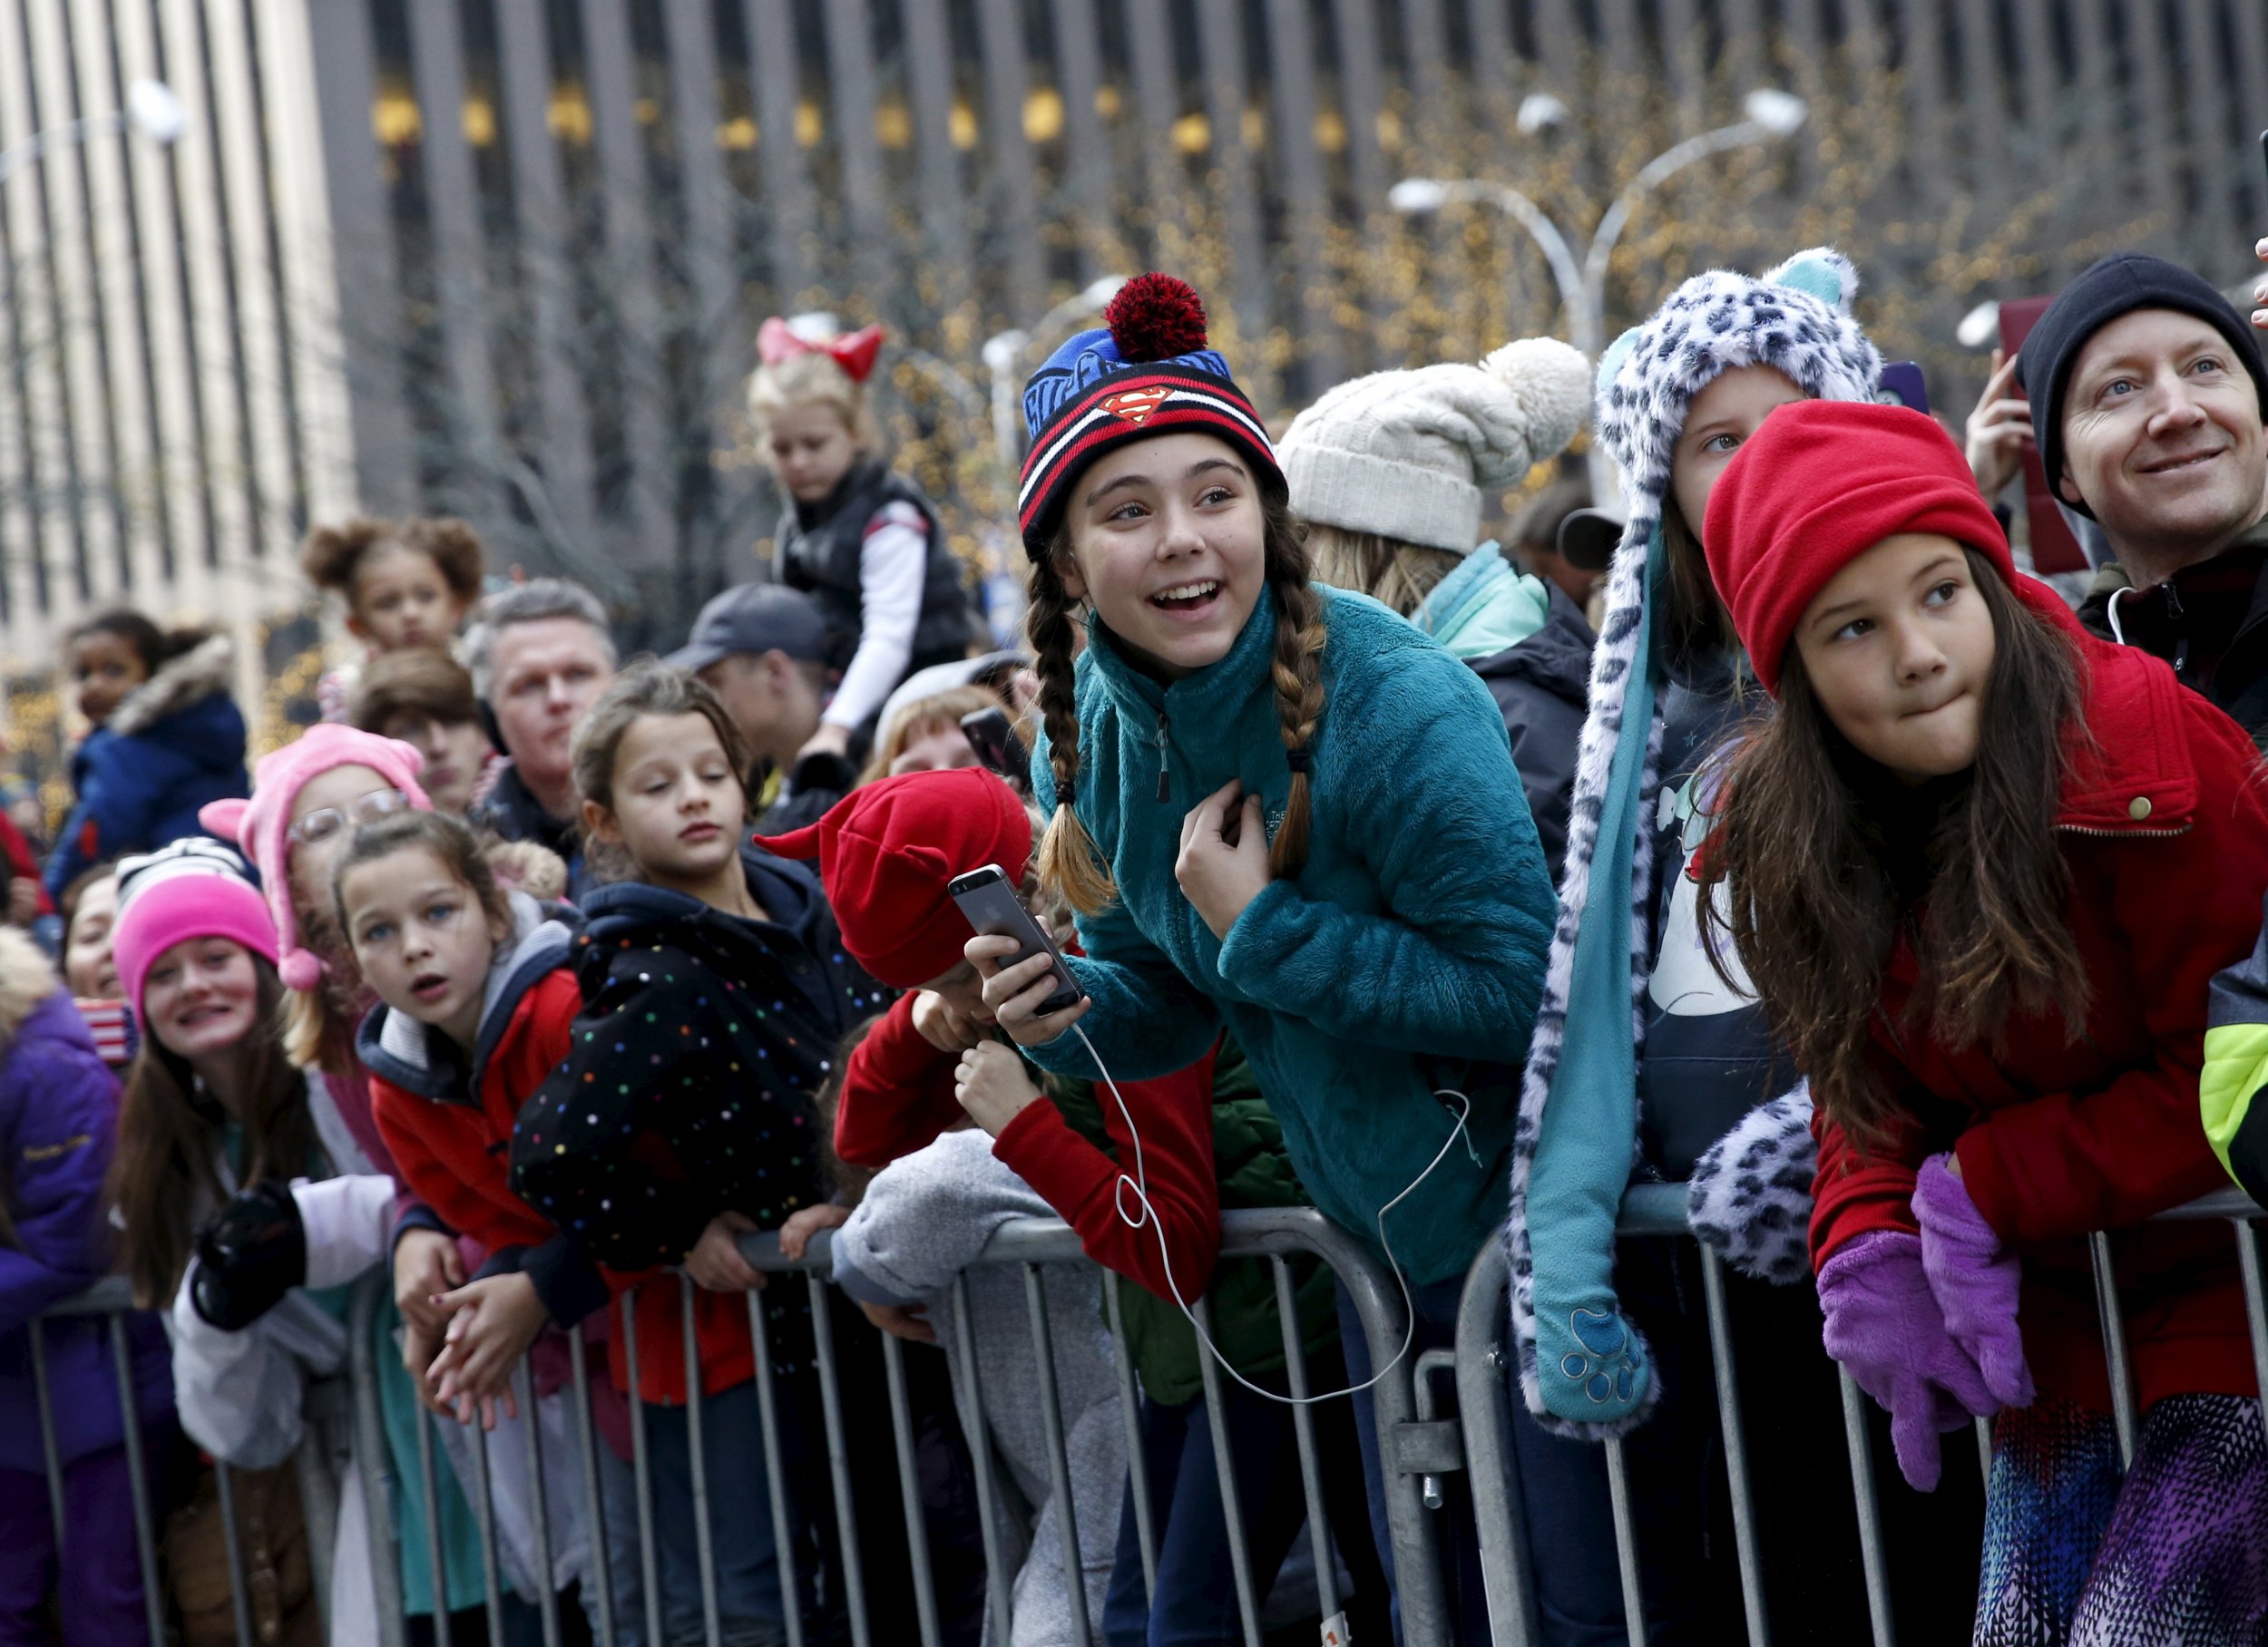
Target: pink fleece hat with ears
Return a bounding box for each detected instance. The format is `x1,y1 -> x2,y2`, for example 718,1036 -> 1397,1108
199,723 -> 432,991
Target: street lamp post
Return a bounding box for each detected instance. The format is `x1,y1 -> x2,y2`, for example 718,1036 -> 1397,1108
974,276 -> 1127,647
981,275 -> 1129,476
1391,88 -> 1808,507
0,78 -> 185,189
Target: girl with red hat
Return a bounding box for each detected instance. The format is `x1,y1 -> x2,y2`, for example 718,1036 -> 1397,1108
1698,398 -> 2268,1643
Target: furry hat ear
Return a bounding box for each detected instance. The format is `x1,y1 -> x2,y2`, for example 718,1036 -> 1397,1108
1594,327 -> 1641,399
199,797 -> 250,843
1762,248 -> 1860,316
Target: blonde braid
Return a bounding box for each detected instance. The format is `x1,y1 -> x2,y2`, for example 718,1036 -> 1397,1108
1026,550 -> 1118,914
1263,505 -> 1327,878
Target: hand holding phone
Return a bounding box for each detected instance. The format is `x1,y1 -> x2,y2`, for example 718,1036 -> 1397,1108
960,707 -> 1032,793
950,864 -> 1087,1046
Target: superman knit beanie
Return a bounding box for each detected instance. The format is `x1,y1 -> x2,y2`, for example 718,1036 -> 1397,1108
1018,273 -> 1284,559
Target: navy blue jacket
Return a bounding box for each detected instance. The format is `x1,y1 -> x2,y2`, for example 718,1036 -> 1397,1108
509,849 -> 891,1271
45,636 -> 248,900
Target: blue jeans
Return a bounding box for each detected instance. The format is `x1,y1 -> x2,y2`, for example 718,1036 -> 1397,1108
599,1381 -> 791,1647
1102,1354 -> 1383,1646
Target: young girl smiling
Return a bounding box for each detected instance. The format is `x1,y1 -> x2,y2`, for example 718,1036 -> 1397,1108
1701,400 -> 2268,1644
979,273 -> 1557,1633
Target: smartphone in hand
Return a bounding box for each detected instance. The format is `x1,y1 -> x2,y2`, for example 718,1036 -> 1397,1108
947,863 -> 1082,1014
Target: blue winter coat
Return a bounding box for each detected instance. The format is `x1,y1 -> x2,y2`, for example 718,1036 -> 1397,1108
1026,587 -> 1558,1287
0,931 -> 172,1469
44,635 -> 249,900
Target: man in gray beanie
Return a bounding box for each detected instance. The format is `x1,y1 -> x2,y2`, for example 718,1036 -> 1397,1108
2028,251 -> 2268,745
1281,336 -> 1597,876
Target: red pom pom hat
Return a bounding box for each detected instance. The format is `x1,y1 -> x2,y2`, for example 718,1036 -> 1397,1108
1016,272 -> 1285,560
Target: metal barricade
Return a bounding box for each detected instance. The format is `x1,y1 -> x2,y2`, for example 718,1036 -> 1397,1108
343,1204 -> 1450,1647
1451,1181 -> 2268,1647
729,1205 -> 1453,1647
18,1272 -> 382,1647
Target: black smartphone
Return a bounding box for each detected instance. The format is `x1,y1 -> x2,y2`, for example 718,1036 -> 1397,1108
961,706 -> 1031,793
946,863 -> 1081,1015
1877,360 -> 1930,416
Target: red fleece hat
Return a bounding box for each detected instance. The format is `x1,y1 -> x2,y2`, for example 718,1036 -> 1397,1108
1701,401 -> 2015,697
757,768 -> 1033,988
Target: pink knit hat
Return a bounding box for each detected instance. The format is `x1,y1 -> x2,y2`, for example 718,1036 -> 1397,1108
199,723 -> 432,990
111,839 -> 279,1024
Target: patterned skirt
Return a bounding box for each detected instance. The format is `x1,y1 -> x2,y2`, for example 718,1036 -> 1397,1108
1974,1393 -> 2268,1646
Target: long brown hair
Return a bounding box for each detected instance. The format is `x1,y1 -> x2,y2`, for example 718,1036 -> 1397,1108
107,959 -> 318,1306
1698,551 -> 2091,1145
1305,524 -> 1461,618
1029,491 -> 1326,915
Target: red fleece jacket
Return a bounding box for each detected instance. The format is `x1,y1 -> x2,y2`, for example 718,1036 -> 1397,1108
1810,634 -> 2268,1415
838,991 -> 1226,1301
371,967 -> 749,1406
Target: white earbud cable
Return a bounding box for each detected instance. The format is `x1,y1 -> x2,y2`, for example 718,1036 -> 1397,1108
1070,1021 -> 1472,1407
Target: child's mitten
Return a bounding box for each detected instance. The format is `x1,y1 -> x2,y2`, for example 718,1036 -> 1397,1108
1912,1152 -> 2034,1410
1816,1229 -> 1995,1491
190,1181 -> 307,1330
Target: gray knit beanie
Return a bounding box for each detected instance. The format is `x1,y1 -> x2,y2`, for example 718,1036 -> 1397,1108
1279,336 -> 1592,553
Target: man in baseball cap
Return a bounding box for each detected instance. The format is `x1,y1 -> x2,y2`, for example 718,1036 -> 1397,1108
2023,251 -> 2268,745
669,582 -> 859,831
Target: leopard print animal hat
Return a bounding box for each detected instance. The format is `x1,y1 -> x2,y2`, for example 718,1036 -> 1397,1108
1507,250 -> 1882,1439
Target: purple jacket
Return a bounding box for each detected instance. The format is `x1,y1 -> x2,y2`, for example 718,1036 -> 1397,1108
0,931 -> 171,1469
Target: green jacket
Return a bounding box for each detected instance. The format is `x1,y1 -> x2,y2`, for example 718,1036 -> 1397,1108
2204,892 -> 2268,1204
1028,587 -> 1557,1286
1041,1038 -> 1336,1407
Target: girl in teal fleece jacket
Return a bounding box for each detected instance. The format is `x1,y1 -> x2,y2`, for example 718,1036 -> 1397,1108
977,272 -> 1558,1296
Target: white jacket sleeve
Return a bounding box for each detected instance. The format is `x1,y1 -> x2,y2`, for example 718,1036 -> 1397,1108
822,505 -> 930,732
165,1173 -> 392,1469
296,1174 -> 397,1290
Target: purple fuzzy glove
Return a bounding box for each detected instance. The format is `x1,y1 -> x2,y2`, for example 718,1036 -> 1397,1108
1912,1152 -> 2035,1410
1817,1230 -> 1996,1490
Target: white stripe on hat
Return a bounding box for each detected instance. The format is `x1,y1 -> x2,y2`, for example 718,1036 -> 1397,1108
1019,382 -> 1276,513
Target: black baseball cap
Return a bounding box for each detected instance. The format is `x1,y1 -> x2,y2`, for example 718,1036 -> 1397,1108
668,584 -> 832,673
1557,507 -> 1627,572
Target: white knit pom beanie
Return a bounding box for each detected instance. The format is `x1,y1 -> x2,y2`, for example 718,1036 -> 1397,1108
1278,336 -> 1592,553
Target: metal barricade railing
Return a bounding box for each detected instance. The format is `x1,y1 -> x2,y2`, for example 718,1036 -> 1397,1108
33,1179 -> 2262,1647
18,1272 -> 385,1647
728,1204 -> 1450,1647
326,1204 -> 1447,1647
1452,1180 -> 2268,1647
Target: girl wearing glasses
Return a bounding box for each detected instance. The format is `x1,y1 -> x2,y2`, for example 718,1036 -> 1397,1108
200,725 -> 552,1634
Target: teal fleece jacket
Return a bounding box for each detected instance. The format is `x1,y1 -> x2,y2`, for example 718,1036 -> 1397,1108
1026,586 -> 1557,1286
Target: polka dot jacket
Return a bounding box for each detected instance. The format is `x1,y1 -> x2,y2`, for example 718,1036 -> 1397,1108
510,847 -> 894,1275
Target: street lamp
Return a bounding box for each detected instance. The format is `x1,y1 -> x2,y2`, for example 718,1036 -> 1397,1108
1957,299 -> 2001,351
0,78 -> 184,189
1392,88 -> 1808,506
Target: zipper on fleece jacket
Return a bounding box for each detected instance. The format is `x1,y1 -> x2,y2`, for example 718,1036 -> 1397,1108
2054,823 -> 2193,841
1155,712 -> 1171,803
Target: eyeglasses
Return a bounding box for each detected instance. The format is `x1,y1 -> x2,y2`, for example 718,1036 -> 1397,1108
288,787 -> 411,848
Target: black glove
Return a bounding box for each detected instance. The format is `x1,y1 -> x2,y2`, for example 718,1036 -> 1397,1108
190,1179 -> 308,1330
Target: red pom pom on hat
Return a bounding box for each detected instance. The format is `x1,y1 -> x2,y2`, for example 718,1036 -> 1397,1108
1106,273 -> 1209,363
